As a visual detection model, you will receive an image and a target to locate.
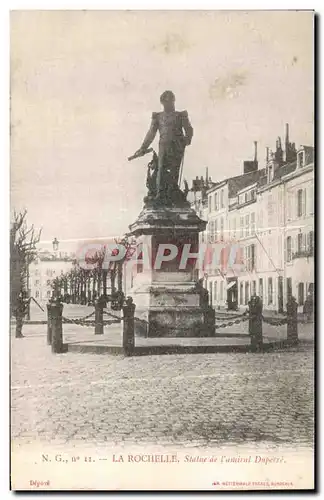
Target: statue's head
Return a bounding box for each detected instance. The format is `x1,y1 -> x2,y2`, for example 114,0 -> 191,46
160,90 -> 175,111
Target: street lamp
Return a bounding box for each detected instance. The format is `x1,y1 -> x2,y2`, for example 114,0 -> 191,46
52,237 -> 59,252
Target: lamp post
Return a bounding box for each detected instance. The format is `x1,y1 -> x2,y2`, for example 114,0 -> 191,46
52,238 -> 60,300
26,256 -> 31,320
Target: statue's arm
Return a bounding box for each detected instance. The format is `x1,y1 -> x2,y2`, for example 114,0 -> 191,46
140,113 -> 158,150
182,111 -> 193,145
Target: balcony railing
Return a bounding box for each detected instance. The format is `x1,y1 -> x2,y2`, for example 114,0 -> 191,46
292,248 -> 314,260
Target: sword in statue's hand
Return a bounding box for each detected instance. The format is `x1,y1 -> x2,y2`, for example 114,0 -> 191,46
128,148 -> 154,162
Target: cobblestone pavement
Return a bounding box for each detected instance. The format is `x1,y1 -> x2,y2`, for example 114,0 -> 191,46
11,326 -> 314,449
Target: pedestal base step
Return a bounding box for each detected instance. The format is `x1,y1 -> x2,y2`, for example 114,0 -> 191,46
134,307 -> 215,338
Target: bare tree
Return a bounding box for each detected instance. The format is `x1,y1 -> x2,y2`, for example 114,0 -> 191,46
10,210 -> 41,337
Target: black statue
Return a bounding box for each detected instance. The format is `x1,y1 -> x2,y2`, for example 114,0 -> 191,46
129,90 -> 193,206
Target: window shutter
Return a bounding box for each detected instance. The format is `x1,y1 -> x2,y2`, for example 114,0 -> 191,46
287,192 -> 292,221
308,186 -> 314,215
307,232 -> 310,251
303,189 -> 307,216
291,234 -> 295,257
297,189 -> 303,217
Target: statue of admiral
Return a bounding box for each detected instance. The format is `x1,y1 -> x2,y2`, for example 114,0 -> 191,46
130,91 -> 194,203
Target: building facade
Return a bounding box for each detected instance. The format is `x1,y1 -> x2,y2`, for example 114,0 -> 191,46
190,127 -> 314,313
29,248 -> 75,302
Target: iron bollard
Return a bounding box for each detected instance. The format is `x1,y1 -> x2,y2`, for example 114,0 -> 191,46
15,315 -> 24,339
204,306 -> 215,336
248,295 -> 263,351
46,302 -> 53,345
50,299 -> 64,353
122,297 -> 135,356
94,295 -> 106,335
287,296 -> 298,345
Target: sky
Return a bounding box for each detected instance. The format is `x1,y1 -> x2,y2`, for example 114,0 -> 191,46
10,10 -> 314,251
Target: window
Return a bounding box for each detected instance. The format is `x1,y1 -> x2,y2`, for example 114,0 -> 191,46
252,280 -> 256,296
245,282 -> 249,305
209,282 -> 213,305
35,291 -> 40,298
298,282 -> 305,306
209,221 -> 214,243
221,190 -> 224,208
35,269 -> 39,276
286,278 -> 292,301
46,279 -> 51,286
245,214 -> 250,237
308,186 -> 314,215
268,165 -> 273,182
268,192 -> 274,221
251,244 -> 256,270
214,282 -> 218,302
215,219 -> 218,242
245,246 -> 250,271
245,245 -> 256,271
298,151 -> 304,168
308,231 -> 314,254
297,233 -> 304,253
240,283 -> 244,305
251,190 -> 256,200
287,192 -> 293,220
220,281 -> 224,301
208,196 -> 211,213
297,189 -> 303,217
46,269 -> 53,277
259,278 -> 263,299
47,290 -> 51,298
233,218 -> 236,239
297,189 -> 306,217
35,280 -> 40,286
220,217 -> 224,241
240,217 -> 244,238
268,278 -> 273,305
251,213 -> 256,235
286,236 -> 292,262
214,193 -> 218,211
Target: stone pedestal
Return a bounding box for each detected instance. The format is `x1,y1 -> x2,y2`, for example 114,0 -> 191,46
127,203 -> 213,337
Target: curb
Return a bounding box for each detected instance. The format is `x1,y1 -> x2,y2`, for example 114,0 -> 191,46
65,339 -> 313,356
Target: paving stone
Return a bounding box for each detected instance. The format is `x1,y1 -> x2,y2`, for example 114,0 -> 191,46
11,325 -> 314,448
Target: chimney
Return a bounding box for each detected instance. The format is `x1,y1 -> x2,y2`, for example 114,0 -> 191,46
205,167 -> 209,184
243,141 -> 259,174
285,123 -> 297,163
274,136 -> 284,166
254,141 -> 258,162
266,147 -> 269,163
285,123 -> 289,146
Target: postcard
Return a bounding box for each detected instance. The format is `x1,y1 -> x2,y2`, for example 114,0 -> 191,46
10,10 -> 314,491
